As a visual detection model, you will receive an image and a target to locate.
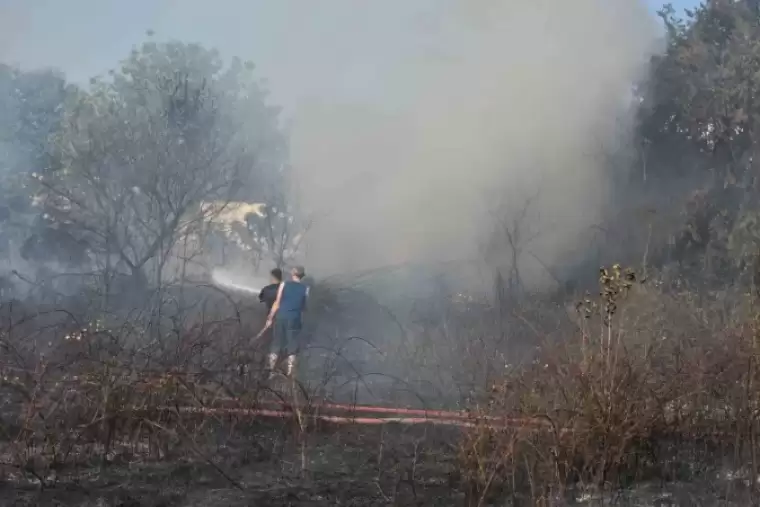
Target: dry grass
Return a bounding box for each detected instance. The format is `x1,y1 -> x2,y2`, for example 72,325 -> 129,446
458,266 -> 760,505
0,286 -> 279,489
2,268 -> 760,505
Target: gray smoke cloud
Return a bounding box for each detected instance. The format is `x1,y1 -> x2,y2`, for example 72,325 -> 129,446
0,0 -> 660,291
290,0 -> 660,288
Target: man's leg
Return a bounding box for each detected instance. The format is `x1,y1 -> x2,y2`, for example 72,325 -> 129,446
284,323 -> 302,378
268,319 -> 285,374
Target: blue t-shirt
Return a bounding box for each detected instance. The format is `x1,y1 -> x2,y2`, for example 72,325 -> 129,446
277,280 -> 308,320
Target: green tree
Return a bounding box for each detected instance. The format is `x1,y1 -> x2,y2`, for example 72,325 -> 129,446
637,1 -> 760,284
36,40 -> 287,289
0,65 -> 77,269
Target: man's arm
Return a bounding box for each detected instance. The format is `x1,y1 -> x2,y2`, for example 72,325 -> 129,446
266,283 -> 285,325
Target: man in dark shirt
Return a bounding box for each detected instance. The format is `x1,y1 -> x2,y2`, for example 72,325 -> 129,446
237,268 -> 282,379
258,268 -> 282,312
256,268 -> 282,352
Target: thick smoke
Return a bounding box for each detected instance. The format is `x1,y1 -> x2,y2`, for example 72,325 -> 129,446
0,0 -> 659,294
290,0 -> 659,288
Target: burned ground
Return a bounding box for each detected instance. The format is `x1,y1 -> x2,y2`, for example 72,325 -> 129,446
2,421 -> 464,507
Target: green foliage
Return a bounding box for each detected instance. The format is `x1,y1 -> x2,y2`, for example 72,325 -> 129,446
638,1 -> 760,286
31,40 -> 287,282
0,65 -> 72,262
655,1 -> 760,160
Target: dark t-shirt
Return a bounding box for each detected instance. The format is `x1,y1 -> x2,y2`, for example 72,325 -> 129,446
258,283 -> 279,311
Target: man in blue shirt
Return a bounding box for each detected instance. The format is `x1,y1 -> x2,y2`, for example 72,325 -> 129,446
266,265 -> 308,377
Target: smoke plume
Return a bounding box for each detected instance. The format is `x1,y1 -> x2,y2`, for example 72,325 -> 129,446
290,0 -> 659,288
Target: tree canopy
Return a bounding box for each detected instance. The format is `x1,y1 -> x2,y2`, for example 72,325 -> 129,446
19,40 -> 289,289
0,65 -> 71,269
613,0 -> 760,288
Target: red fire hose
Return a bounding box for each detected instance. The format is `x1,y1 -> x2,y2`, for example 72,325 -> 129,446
175,398 -> 550,429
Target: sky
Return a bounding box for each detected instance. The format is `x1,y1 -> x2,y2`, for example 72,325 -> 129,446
0,0 -> 700,112
651,0 -> 701,12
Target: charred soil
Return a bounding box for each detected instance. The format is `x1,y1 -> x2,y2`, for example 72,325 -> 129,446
1,421 -> 465,507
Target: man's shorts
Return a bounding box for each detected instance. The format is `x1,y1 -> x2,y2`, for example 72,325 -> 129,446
271,316 -> 303,356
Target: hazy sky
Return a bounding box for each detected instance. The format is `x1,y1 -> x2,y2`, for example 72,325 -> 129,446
1,0 -> 698,112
